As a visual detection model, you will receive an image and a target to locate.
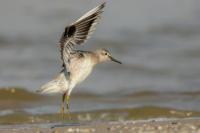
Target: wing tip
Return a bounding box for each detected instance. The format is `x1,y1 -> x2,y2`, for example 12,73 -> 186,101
97,2 -> 106,12
100,2 -> 106,9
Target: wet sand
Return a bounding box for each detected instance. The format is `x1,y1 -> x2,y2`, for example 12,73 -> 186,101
1,118 -> 200,133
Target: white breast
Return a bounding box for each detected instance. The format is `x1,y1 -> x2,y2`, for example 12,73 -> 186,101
70,57 -> 94,85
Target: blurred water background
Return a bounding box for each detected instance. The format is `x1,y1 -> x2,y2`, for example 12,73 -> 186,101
0,0 -> 200,124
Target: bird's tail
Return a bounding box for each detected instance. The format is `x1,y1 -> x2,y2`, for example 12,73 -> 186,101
36,73 -> 68,94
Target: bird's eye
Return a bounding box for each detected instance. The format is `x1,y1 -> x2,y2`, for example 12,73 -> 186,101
105,52 -> 107,55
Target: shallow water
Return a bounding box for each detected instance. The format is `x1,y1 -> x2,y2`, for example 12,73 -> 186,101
0,0 -> 200,124
1,0 -> 200,94
0,88 -> 200,124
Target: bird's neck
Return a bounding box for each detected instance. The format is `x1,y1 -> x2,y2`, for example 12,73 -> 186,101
91,52 -> 102,65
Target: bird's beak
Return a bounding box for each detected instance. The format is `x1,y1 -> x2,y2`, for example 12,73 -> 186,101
109,56 -> 122,64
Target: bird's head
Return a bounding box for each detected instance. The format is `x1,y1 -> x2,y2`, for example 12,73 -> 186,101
95,48 -> 122,64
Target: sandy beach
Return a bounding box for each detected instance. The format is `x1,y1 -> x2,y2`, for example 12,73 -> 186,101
0,118 -> 200,133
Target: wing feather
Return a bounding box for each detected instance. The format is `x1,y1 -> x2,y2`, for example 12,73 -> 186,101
59,2 -> 105,71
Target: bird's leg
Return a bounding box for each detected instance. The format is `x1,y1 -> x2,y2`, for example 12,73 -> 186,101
65,94 -> 71,120
60,92 -> 66,120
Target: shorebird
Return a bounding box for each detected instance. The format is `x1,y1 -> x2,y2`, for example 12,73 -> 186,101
37,2 -> 121,119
